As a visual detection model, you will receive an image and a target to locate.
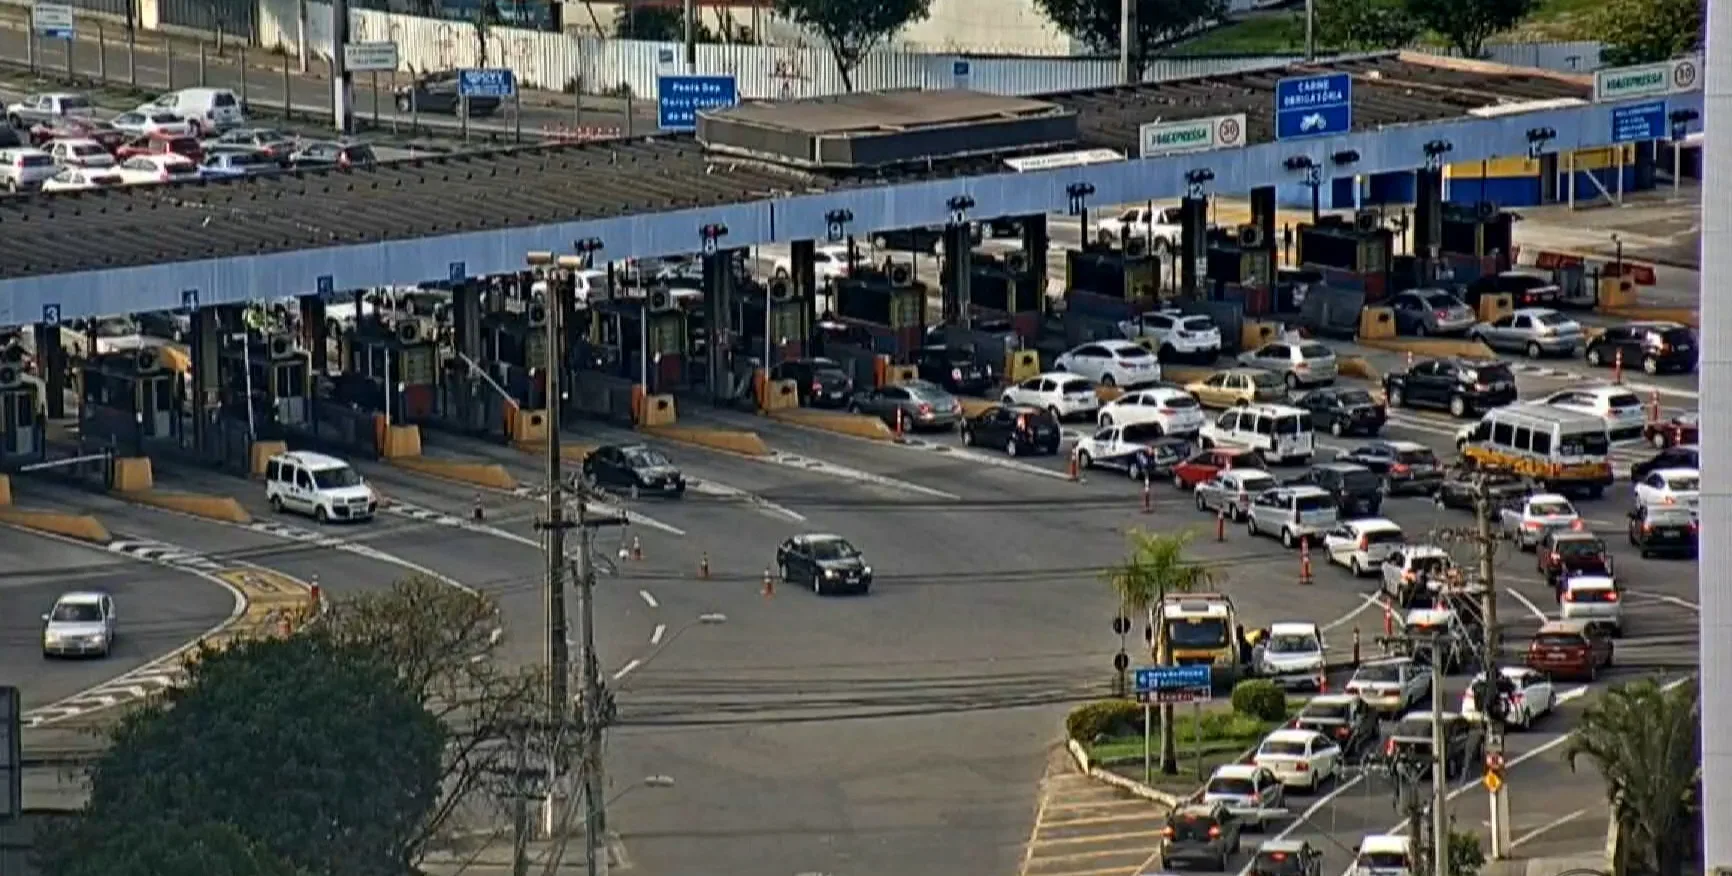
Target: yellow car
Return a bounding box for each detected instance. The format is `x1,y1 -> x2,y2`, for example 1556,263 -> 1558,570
1184,367 -> 1289,409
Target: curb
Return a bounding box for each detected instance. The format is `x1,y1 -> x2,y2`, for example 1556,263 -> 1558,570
1065,735 -> 1185,809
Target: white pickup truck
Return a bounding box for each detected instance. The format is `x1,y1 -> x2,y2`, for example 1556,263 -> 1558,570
1093,206 -> 1185,252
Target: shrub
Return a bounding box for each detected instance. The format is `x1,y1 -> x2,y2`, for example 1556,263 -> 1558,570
1066,699 -> 1143,742
1231,679 -> 1287,722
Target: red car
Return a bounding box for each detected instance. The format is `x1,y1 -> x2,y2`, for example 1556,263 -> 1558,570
1525,619 -> 1614,681
1642,411 -> 1697,449
116,134 -> 204,163
1169,447 -> 1265,490
29,117 -> 125,151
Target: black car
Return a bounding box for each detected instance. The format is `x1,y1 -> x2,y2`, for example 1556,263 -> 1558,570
913,344 -> 995,395
1537,531 -> 1612,590
1288,462 -> 1381,517
1292,694 -> 1379,755
287,140 -> 377,170
1293,387 -> 1385,437
1627,504 -> 1698,558
393,70 -> 502,116
1337,440 -> 1444,496
1584,321 -> 1697,375
1139,435 -> 1198,476
770,357 -> 854,408
1249,840 -> 1324,876
581,443 -> 685,497
1383,712 -> 1484,780
1383,358 -> 1518,418
1435,466 -> 1530,510
1631,444 -> 1698,482
775,534 -> 872,595
1160,803 -> 1244,871
960,404 -> 1061,456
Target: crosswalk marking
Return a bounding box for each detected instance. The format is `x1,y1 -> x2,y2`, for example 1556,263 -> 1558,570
1023,756 -> 1170,876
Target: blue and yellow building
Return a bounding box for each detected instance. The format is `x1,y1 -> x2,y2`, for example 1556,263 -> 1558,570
1276,144 -> 1663,210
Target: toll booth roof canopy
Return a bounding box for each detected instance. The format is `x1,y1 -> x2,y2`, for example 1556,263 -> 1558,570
0,51 -> 1590,280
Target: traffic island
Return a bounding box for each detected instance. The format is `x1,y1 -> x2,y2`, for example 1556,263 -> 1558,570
188,568 -> 320,660
766,409 -> 895,441
1598,305 -> 1698,327
0,475 -> 112,544
108,457 -> 254,524
374,423 -> 518,490
958,397 -> 997,418
1337,356 -> 1381,382
641,426 -> 772,456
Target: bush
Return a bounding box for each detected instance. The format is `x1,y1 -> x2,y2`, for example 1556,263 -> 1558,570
1231,680 -> 1287,722
1066,699 -> 1143,742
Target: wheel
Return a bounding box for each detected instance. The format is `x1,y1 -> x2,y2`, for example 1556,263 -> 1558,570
1389,386 -> 1405,407
1099,413 -> 1114,427
1247,517 -> 1259,537
1586,347 -> 1603,366
269,495 -> 284,513
1281,528 -> 1296,548
1643,356 -> 1660,375
1196,491 -> 1208,511
1077,450 -> 1093,468
1330,419 -> 1345,437
847,402 -> 861,414
314,505 -> 329,524
396,94 -> 412,112
1285,372 -> 1301,390
1047,405 -> 1062,420
1526,342 -> 1543,359
1154,237 -> 1173,255
1413,322 -> 1428,337
1097,228 -> 1115,245
4,115 -> 18,128
1448,395 -> 1468,418
1351,556 -> 1364,576
1380,475 -> 1395,496
1640,547 -> 1652,559
1006,438 -> 1020,457
1001,394 -> 1015,405
1129,464 -> 1146,482
774,266 -> 790,278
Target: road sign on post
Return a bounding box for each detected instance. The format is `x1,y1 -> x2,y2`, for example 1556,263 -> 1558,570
32,2 -> 72,39
1275,73 -> 1352,141
343,42 -> 399,73
657,74 -> 738,131
458,68 -> 516,99
1140,113 -> 1246,158
1134,664 -> 1213,703
1611,100 -> 1667,143
1593,56 -> 1701,102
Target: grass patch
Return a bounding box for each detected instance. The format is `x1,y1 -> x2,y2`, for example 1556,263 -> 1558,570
1164,12 -> 1312,55
1085,704 -> 1290,766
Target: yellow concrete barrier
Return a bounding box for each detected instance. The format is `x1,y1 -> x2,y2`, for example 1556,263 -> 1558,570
1005,350 -> 1041,383
112,456 -> 154,492
1476,293 -> 1514,324
0,474 -> 11,507
1598,277 -> 1637,309
959,397 -> 997,418
885,365 -> 918,386
641,394 -> 678,427
194,568 -> 316,656
1095,385 -> 1125,403
120,491 -> 253,524
1338,356 -> 1381,382
510,408 -> 550,444
1163,366 -> 1215,385
390,456 -> 517,490
767,409 -> 895,441
762,379 -> 801,412
382,425 -> 423,459
1600,306 -> 1698,328
249,440 -> 287,478
1242,321 -> 1277,350
0,508 -> 111,543
1358,307 -> 1397,341
1356,337 -> 1497,359
643,426 -> 772,456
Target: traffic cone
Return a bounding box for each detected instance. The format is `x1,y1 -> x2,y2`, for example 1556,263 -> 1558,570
472,492 -> 484,522
1383,604 -> 1393,636
630,535 -> 643,561
699,553 -> 710,579
893,409 -> 904,441
1216,509 -> 1227,542
308,575 -> 322,614
1613,349 -> 1624,384
1068,452 -> 1082,482
1650,388 -> 1661,424
1406,350 -> 1414,369
1351,627 -> 1361,666
762,567 -> 775,597
1299,536 -> 1313,585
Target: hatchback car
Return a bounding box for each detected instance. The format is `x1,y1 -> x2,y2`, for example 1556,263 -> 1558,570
42,591 -> 116,658
1054,339 -> 1162,388
912,344 -> 995,395
1499,493 -> 1583,550
1558,574 -> 1623,636
771,357 -> 854,408
1194,468 -> 1280,521
1537,386 -> 1647,441
1172,446 -> 1267,490
1584,321 -> 1697,375
1238,341 -> 1339,389
1245,486 -> 1338,548
1000,372 -> 1100,420
581,443 -> 685,497
1288,462 -> 1382,517
1161,803 -> 1246,869
1118,310 -> 1223,361
1627,503 -> 1698,558
1643,411 -> 1697,449
849,379 -> 962,431
1632,467 -> 1699,510
774,534 -> 872,595
1337,440 -> 1444,496
1250,841 -> 1324,876
0,147 -> 57,192
45,137 -> 115,169
1525,619 -> 1614,681
1321,517 -> 1404,576
960,404 -> 1061,456
1186,367 -> 1289,409
1096,386 -> 1205,436
1292,694 -> 1379,755
1201,765 -> 1285,828
1470,307 -> 1584,358
1389,288 -> 1475,336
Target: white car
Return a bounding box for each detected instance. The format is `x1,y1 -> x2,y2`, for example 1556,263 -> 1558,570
114,154 -> 201,185
1054,339 -> 1161,388
1093,204 -> 1184,250
1095,386 -> 1204,435
1559,574 -> 1623,635
109,110 -> 193,137
1000,372 -> 1100,420
773,244 -> 853,284
1461,666 -> 1555,730
1499,493 -> 1583,550
1537,386 -> 1647,441
1632,466 -> 1699,510
41,167 -> 123,191
1253,621 -> 1326,690
41,590 -> 116,658
1350,834 -> 1414,876
1200,403 -> 1315,464
1253,728 -> 1342,790
1321,517 -> 1405,576
1193,468 -> 1279,521
1073,422 -> 1171,479
264,451 -> 378,523
1380,544 -> 1458,596
569,269 -> 608,305
1117,310 -> 1223,359
45,137 -> 116,169
1344,657 -> 1431,714
1200,764 -> 1285,831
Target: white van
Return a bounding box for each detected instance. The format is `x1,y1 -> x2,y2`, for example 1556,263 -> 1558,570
1349,834 -> 1413,876
1200,403 -> 1316,464
264,451 -> 377,523
138,87 -> 244,133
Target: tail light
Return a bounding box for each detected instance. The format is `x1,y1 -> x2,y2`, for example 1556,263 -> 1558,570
951,368 -> 963,381
1391,463 -> 1410,474
1605,591 -> 1620,602
918,403 -> 932,415
1643,523 -> 1654,533
1550,551 -> 1560,563
1690,520 -> 1700,533
1562,591 -> 1574,602
1474,383 -> 1490,391
1571,519 -> 1585,529
1249,793 -> 1261,804
1162,826 -> 1176,839
1524,521 -> 1544,530
1016,415 -> 1029,430
1510,692 -> 1525,706
1357,535 -> 1368,550
1384,738 -> 1396,756
1402,571 -> 1416,583
1208,826 -> 1222,839
810,381 -> 822,393
1294,762 -> 1309,772
1434,309 -> 1450,320
1335,726 -> 1350,739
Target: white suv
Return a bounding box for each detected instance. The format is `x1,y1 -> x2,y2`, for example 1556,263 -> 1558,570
265,451 -> 377,523
1200,403 -> 1316,464
1117,311 -> 1223,360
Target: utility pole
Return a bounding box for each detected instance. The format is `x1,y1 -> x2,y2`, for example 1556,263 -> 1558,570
1303,0 -> 1315,60
1429,630 -> 1450,876
1475,476 -> 1512,860
330,0 -> 352,135
682,0 -> 696,73
1117,0 -> 1135,84
528,252 -> 574,837
511,720 -> 532,876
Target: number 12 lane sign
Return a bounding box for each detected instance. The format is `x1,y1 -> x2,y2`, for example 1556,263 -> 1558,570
1275,73 -> 1352,141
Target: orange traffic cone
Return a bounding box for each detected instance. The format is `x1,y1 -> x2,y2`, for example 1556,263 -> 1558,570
762,567 -> 775,597
1141,481 -> 1152,514
1613,349 -> 1624,385
1298,536 -> 1313,585
630,535 -> 643,561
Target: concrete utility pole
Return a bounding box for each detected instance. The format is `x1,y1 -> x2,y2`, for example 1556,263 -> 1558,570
1429,631 -> 1449,876
528,253 -> 574,836
1475,477 -> 1511,860
511,720 -> 532,876
1303,0 -> 1315,61
1117,0 -> 1135,84
682,0 -> 697,73
330,0 -> 353,135
1701,0 -> 1730,861
576,478 -> 607,876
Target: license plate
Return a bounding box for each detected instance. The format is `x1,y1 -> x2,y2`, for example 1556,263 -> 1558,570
1677,344 -> 1692,351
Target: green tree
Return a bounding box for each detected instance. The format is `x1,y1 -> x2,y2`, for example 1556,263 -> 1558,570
616,4 -> 717,41
45,634 -> 445,876
1403,0 -> 1534,58
771,0 -> 934,91
1591,0 -> 1701,65
1315,0 -> 1421,49
1446,828 -> 1486,876
1036,0 -> 1224,77
1106,529 -> 1217,774
42,819 -> 308,876
1564,679 -> 1701,876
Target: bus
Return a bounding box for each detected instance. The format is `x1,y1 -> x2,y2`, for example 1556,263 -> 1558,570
1455,404 -> 1612,497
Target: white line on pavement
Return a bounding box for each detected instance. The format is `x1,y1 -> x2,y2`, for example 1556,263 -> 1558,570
639,589 -> 658,609
1511,807 -> 1590,849
1322,592 -> 1389,633
1505,587 -> 1551,623
1626,589 -> 1700,611
612,658 -> 642,680
650,623 -> 666,645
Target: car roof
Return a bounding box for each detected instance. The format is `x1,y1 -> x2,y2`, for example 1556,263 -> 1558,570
1564,575 -> 1616,590
1652,467 -> 1700,478
1511,307 -> 1561,317
1406,607 -> 1454,622
797,532 -> 847,543
1211,763 -> 1261,779
1397,709 -> 1461,721
1347,517 -> 1402,532
1259,840 -> 1309,853
1269,621 -> 1320,636
1092,339 -> 1143,350
1037,371 -> 1091,382
55,591 -> 107,603
1284,485 -> 1333,498
1360,835 -> 1412,852
1378,440 -> 1428,451
603,442 -> 652,453
1527,493 -> 1571,504
1307,693 -> 1357,706
1357,656 -> 1412,669
1265,728 -> 1321,744
1242,403 -> 1306,416
1314,461 -> 1369,472
276,450 -> 348,470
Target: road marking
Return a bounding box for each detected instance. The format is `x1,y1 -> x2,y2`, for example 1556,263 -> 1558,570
762,450 -> 960,499
1322,593 -> 1388,633
1511,807 -> 1590,848
1626,589 -> 1699,611
1505,587 -> 1551,623
688,479 -> 807,522
612,658 -> 642,681
896,435 -> 1077,480
650,623 -> 666,645
500,488 -> 688,536
639,589 -> 658,609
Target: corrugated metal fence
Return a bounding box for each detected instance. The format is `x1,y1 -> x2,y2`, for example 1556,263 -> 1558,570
159,0 -> 258,40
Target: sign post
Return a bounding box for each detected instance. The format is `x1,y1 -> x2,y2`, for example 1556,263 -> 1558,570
457,68 -> 516,142
32,2 -> 73,77
1133,665 -> 1213,783
1275,72 -> 1352,141
1140,113 -> 1246,158
656,74 -> 738,131
344,42 -> 398,128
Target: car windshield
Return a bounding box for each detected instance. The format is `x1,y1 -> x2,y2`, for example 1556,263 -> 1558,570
1116,346 -> 1154,360
1502,275 -> 1550,291
808,539 -> 860,560
1206,777 -> 1255,796
1422,293 -> 1459,308
1531,500 -> 1574,516
1657,327 -> 1696,345
623,448 -> 672,468
1251,371 -> 1284,388
312,467 -> 362,489
1266,634 -> 1318,653
61,96 -> 91,110
1665,475 -> 1700,491
50,602 -> 101,622
1254,851 -> 1306,876
1168,618 -> 1228,648
213,92 -> 238,106
149,113 -> 180,123
1355,663 -> 1403,683
1260,741 -> 1308,757
1336,390 -> 1375,406
1559,431 -> 1610,456
1295,493 -> 1336,512
1300,701 -> 1350,720
1359,852 -> 1410,870
1340,470 -> 1380,491
1410,555 -> 1451,575
71,144 -> 104,156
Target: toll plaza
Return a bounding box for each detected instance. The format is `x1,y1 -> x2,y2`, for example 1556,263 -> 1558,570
0,51 -> 1703,484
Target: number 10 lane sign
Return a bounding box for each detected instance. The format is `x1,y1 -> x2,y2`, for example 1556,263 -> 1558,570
1276,73 -> 1352,141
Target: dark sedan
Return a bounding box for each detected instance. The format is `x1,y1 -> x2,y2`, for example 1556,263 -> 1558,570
1631,444 -> 1698,482
1294,387 -> 1385,437
1627,504 -> 1697,558
394,71 -> 502,116
775,534 -> 872,595
1160,803 -> 1244,871
1537,531 -> 1611,590
771,357 -> 855,408
581,443 -> 685,497
1435,467 -> 1530,511
960,404 -> 1061,456
1292,694 -> 1379,755
1643,412 -> 1697,449
913,344 -> 995,395
1337,440 -> 1444,495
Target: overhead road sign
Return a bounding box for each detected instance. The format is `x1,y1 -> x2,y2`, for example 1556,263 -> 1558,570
1594,56 -> 1701,103
343,42 -> 399,73
657,74 -> 738,131
1134,664 -> 1213,704
32,2 -> 72,39
458,68 -> 515,99
1140,113 -> 1246,158
1611,100 -> 1667,143
1276,73 -> 1351,141
1003,149 -> 1123,172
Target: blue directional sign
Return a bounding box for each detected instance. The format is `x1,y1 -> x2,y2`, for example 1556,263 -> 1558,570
457,68 -> 516,99
1134,665 -> 1213,703
316,275 -> 335,297
449,261 -> 467,283
1276,73 -> 1353,141
1611,100 -> 1667,144
181,289 -> 199,309
39,303 -> 60,326
657,74 -> 738,131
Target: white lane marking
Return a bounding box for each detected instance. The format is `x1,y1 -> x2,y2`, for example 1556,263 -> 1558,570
651,623 -> 666,645
1626,589 -> 1700,611
1505,587 -> 1551,623
612,658 -> 642,680
247,519 -> 480,596
763,450 -> 960,499
1511,807 -> 1590,848
639,589 -> 659,609
689,478 -> 807,522
895,436 -> 1076,480
1322,592 -> 1389,633
1555,685 -> 1588,705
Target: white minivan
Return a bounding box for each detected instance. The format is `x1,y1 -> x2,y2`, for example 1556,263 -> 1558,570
1199,403 -> 1316,464
138,87 -> 245,133
265,451 -> 377,523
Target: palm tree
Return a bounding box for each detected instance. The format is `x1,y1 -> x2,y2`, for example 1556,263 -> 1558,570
1106,529 -> 1217,774
1563,678 -> 1701,876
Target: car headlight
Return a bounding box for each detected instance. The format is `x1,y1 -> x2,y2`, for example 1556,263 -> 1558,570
825,569 -> 838,578
863,566 -> 873,576
43,632 -> 62,644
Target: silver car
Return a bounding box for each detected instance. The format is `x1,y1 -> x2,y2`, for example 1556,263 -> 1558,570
1193,468 -> 1279,521
1499,493 -> 1583,550
42,591 -> 116,658
1238,341 -> 1339,390
849,379 -> 962,431
1469,307 -> 1584,358
1244,485 -> 1339,548
1389,289 -> 1475,336
5,91 -> 95,128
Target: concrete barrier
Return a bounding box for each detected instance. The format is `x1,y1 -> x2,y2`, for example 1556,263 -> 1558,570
1005,350 -> 1041,383
1355,337 -> 1496,359
1241,320 -> 1277,351
1358,307 -> 1397,340
958,397 -> 996,418
249,440 -> 287,478
762,379 -> 801,412
0,508 -> 111,543
1095,385 -> 1125,403
767,409 -> 895,440
884,365 -> 919,386
1163,366 -> 1215,386
382,425 -> 423,459
640,394 -> 678,427
1598,277 -> 1638,309
0,474 -> 10,506
112,456 -> 154,492
390,456 -> 518,490
509,408 -> 550,444
1338,356 -> 1381,382
643,426 -> 772,456
1476,292 -> 1514,324
1600,306 -> 1698,327
122,491 -> 253,524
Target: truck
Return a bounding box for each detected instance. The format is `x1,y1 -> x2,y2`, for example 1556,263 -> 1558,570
1094,205 -> 1185,253
1151,592 -> 1247,687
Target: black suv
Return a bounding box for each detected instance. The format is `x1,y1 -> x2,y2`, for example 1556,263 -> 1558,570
1584,321 -> 1697,375
913,345 -> 995,395
1435,466 -> 1529,510
1292,694 -> 1379,755
1293,386 -> 1385,437
1160,803 -> 1244,871
961,404 -> 1061,456
1628,504 -> 1698,558
1338,440 -> 1444,496
1289,462 -> 1381,517
1631,444 -> 1698,482
1383,358 -> 1518,418
1383,712 -> 1484,780
581,443 -> 686,497
770,357 -> 855,408
775,534 -> 872,595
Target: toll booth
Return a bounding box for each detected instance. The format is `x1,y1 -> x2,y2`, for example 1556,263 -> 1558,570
947,252 -> 1031,328
344,317 -> 442,423
832,266 -> 926,357
1205,225 -> 1275,316
0,344 -> 42,464
1296,212 -> 1394,301
79,346 -> 182,451
1062,243 -> 1160,326
219,334 -> 312,432
587,287 -> 691,390
739,277 -> 806,367
479,295 -> 548,409
1438,201 -> 1514,283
